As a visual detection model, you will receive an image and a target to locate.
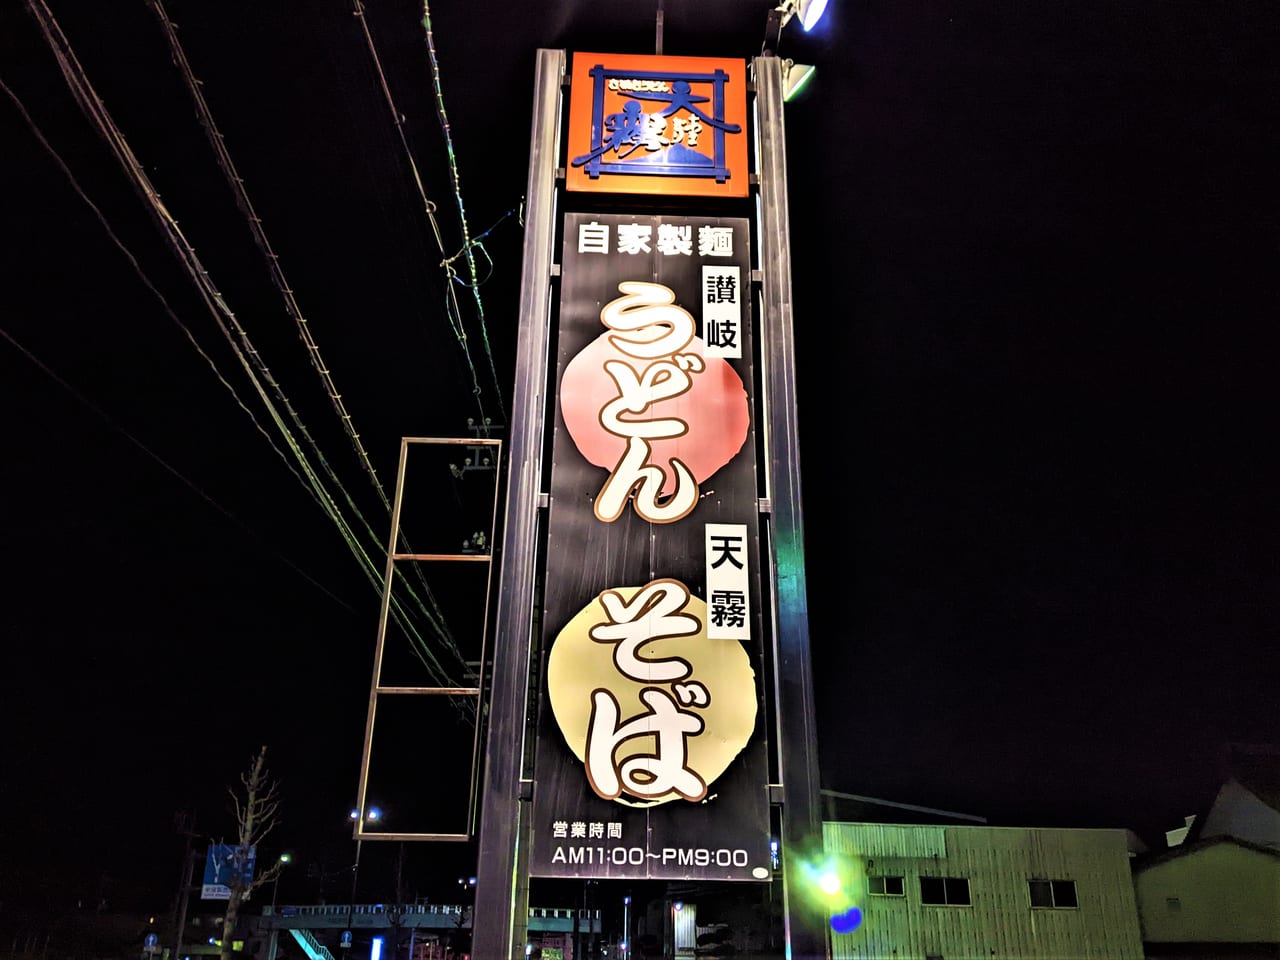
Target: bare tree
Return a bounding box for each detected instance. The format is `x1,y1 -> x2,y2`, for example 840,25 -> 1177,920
217,745 -> 283,960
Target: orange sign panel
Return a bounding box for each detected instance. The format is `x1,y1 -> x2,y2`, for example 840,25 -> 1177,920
566,53 -> 750,199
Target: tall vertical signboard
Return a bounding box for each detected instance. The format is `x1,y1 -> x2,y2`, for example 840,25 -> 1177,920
475,49 -> 822,956
531,213 -> 768,879
525,53 -> 767,881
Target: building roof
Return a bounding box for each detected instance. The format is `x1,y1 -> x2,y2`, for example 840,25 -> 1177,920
1173,743 -> 1280,848
1134,834 -> 1280,871
820,789 -> 988,825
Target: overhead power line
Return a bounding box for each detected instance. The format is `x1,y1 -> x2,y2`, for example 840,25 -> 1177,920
421,0 -> 507,424
147,0 -> 389,510
351,0 -> 508,430
24,0 -> 470,688
0,313 -> 355,615
144,0 -> 467,679
0,72 -> 315,507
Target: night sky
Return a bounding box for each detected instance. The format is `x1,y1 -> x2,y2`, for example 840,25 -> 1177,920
2,0 -> 1277,920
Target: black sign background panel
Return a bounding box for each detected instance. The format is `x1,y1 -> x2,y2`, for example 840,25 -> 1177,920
530,213 -> 770,880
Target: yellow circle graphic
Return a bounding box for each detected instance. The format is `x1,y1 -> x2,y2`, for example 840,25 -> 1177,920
547,581 -> 757,807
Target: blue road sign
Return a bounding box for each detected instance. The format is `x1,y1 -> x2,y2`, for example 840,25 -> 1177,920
201,844 -> 257,900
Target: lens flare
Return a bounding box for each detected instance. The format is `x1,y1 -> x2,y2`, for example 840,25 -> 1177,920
830,906 -> 863,934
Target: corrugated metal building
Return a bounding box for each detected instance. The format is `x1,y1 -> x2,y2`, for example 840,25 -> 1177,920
823,822 -> 1144,960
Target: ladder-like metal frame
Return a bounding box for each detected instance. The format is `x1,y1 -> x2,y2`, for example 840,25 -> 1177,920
353,435 -> 503,842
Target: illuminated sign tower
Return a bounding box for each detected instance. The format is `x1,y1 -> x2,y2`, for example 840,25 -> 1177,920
474,51 -> 824,958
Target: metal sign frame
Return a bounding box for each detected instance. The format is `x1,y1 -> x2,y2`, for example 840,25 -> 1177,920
353,436 -> 502,842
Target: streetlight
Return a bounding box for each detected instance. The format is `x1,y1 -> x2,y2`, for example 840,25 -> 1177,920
266,853 -> 293,960
269,853 -> 293,913
452,876 -> 476,956
763,0 -> 831,56
346,807 -> 383,943
774,0 -> 829,32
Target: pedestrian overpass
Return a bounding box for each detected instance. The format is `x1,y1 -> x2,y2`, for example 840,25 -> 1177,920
249,902 -> 601,960
261,902 -> 599,933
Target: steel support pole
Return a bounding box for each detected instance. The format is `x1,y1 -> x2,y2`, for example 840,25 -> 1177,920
472,47 -> 565,960
753,55 -> 829,960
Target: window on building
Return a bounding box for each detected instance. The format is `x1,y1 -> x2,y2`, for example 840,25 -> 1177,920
920,876 -> 971,906
1029,879 -> 1078,909
868,876 -> 905,896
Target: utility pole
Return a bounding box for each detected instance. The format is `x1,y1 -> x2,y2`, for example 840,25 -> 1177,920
346,839 -> 363,943
171,812 -> 198,960
573,888 -> 581,960
392,844 -> 405,960
173,843 -> 197,960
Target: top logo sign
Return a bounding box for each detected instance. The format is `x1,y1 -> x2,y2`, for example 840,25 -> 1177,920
567,54 -> 749,199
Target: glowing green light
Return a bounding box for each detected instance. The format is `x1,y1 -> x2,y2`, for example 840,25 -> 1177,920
819,871 -> 842,896
783,64 -> 818,103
